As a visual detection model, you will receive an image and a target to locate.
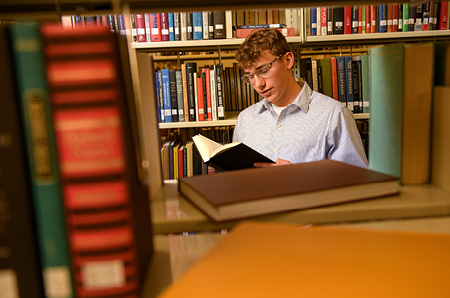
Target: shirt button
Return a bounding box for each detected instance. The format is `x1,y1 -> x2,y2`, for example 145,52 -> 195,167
273,148 -> 277,153
277,123 -> 282,128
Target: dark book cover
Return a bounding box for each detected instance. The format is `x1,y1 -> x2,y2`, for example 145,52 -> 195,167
0,24 -> 45,298
344,56 -> 354,112
186,11 -> 193,40
169,69 -> 179,122
336,56 -> 347,106
185,62 -> 197,121
333,7 -> 344,34
213,11 -> 226,39
352,58 -> 361,113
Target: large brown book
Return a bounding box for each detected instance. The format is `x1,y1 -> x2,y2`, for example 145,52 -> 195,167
178,159 -> 399,222
158,221 -> 450,298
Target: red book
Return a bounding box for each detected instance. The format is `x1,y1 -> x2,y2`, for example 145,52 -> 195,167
135,13 -> 146,42
439,1 -> 448,30
358,5 -> 363,33
344,6 -> 352,34
40,24 -> 153,298
161,12 -> 170,41
321,7 -> 327,35
370,5 -> 378,33
235,27 -> 295,38
196,77 -> 205,121
178,145 -> 184,178
150,12 -> 161,41
392,4 -> 399,32
330,57 -> 339,101
203,68 -> 213,120
366,5 -> 371,33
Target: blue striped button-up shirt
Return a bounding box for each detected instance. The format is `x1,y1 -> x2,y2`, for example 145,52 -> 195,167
233,82 -> 369,168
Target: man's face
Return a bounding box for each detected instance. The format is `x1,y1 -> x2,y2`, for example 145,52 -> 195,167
243,50 -> 291,107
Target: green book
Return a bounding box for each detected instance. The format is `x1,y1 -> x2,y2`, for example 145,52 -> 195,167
402,4 -> 409,32
9,23 -> 75,298
319,58 -> 333,98
368,43 -> 404,179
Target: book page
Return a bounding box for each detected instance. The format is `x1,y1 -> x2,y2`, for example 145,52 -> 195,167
192,134 -> 239,162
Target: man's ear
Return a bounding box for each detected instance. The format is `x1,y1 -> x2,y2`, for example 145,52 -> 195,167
284,52 -> 295,69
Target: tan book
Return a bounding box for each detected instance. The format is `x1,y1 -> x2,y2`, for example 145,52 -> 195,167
158,221 -> 450,297
178,159 -> 399,222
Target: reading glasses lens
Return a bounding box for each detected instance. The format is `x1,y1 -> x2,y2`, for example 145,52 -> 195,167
241,54 -> 283,84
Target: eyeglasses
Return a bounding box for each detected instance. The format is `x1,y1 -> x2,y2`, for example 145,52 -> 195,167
241,54 -> 284,84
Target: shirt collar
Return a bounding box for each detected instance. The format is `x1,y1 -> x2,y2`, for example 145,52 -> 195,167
260,81 -> 311,114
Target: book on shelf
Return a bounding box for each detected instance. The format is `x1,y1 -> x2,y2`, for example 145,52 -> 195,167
0,24 -> 45,298
169,69 -> 179,122
192,11 -> 203,40
158,221 -> 450,298
178,159 -> 399,222
40,23 -> 153,297
235,23 -> 286,29
9,22 -> 75,298
150,12 -> 161,41
192,133 -> 274,172
369,42 -> 434,185
236,27 -> 295,38
135,13 -> 146,42
213,11 -> 226,39
160,12 -> 170,41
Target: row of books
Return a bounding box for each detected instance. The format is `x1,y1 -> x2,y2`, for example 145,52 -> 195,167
154,61 -> 265,123
160,127 -> 233,180
308,1 -> 449,36
300,55 -> 370,114
1,23 -> 152,298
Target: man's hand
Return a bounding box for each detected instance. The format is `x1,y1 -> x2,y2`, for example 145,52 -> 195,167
254,158 -> 292,168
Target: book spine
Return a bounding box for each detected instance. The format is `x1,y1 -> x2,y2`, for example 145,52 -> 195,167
175,70 -> 185,122
330,57 -> 339,101
144,13 -> 152,42
150,13 -> 161,41
439,1 -> 449,30
161,69 -> 173,122
344,6 -> 352,34
168,12 -> 175,41
10,23 -> 76,298
344,56 -> 354,112
333,7 -> 344,34
336,56 -> 346,107
352,57 -> 362,113
215,64 -> 225,120
40,23 -> 152,296
130,14 -> 138,42
360,55 -> 370,113
173,12 -> 181,41
135,13 -> 146,42
327,7 -> 333,35
208,11 -> 215,39
181,63 -> 189,121
185,62 -> 197,121
202,11 -> 209,39
403,4 -> 410,32
161,12 -> 170,41
213,11 -> 226,38
196,77 -> 205,121
186,12 -> 193,40
352,6 -> 359,33
169,69 -> 178,122
0,25 -> 45,298
310,8 -> 317,36
180,12 -> 187,40
209,67 -> 218,121
193,11 -> 203,40
378,4 -> 388,33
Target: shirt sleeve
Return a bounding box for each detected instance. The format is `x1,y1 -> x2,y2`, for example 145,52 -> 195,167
328,106 -> 369,168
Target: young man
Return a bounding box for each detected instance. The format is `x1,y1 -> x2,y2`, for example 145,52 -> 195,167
233,28 -> 368,168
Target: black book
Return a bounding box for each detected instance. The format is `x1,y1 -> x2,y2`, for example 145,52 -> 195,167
185,62 -> 198,121
192,134 -> 275,172
186,11 -> 193,40
0,25 -> 45,298
352,58 -> 362,113
213,11 -> 226,39
333,7 -> 345,34
169,69 -> 179,122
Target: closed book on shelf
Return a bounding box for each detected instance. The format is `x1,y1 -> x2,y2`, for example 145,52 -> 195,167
135,13 -> 146,42
369,42 -> 434,184
175,70 -> 185,122
192,11 -> 203,40
213,11 -> 226,38
159,221 -> 450,298
161,12 -> 170,41
319,58 -> 333,98
169,69 -> 178,122
333,7 -> 344,34
150,13 -> 161,41
336,56 -> 346,106
0,24 -> 45,298
185,62 -> 197,121
360,54 -> 370,113
40,23 -> 153,297
343,56 -> 354,112
168,12 -> 175,41
178,159 -> 399,222
161,69 -> 172,122
9,22 -> 75,298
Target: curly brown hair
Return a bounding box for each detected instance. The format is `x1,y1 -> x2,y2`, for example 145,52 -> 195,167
235,28 -> 291,70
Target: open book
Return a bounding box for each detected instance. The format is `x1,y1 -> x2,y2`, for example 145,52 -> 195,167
192,134 -> 274,172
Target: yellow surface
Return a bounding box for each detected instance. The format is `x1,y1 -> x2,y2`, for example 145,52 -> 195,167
158,221 -> 450,298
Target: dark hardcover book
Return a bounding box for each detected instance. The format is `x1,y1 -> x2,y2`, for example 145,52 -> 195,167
175,70 -> 185,122
178,159 -> 399,222
352,57 -> 362,113
236,24 -> 285,29
317,63 -> 323,93
135,13 -> 146,42
208,11 -> 215,39
168,12 -> 175,41
414,4 -> 423,31
161,68 -> 173,122
161,12 -> 170,41
150,12 -> 161,41
169,69 -> 179,122
214,64 -> 225,120
408,5 -> 416,31
154,70 -> 162,123
327,7 -> 333,35
213,11 -> 226,38
192,134 -> 274,173
173,12 -> 181,41
378,4 -> 388,32
0,24 -> 45,298
300,57 -> 313,88
352,5 -> 359,33
186,11 -> 193,40
185,62 -> 198,121
344,55 -> 354,112
310,7 -> 317,36
336,56 -> 347,106
40,23 -> 153,297
333,7 -> 344,34
9,22 -> 76,298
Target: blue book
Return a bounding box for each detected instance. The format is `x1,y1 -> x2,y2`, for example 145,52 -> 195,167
378,5 -> 388,33
344,56 -> 354,112
192,11 -> 203,40
161,69 -> 172,122
117,14 -> 126,36
154,71 -> 162,123
176,70 -> 185,122
336,56 -> 347,107
352,6 -> 359,33
310,8 -> 317,36
168,12 -> 175,41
